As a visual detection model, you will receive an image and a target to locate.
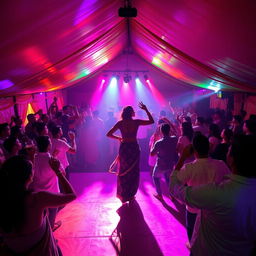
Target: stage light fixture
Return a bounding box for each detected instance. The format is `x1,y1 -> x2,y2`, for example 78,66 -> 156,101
208,81 -> 221,93
124,74 -> 130,84
113,73 -> 120,80
144,74 -> 149,82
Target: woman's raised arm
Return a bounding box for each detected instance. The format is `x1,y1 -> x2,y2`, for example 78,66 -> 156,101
137,102 -> 154,125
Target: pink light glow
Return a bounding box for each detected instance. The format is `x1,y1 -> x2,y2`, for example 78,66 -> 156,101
100,79 -> 106,89
120,81 -> 134,106
90,79 -> 106,107
54,172 -> 188,256
146,80 -> 166,107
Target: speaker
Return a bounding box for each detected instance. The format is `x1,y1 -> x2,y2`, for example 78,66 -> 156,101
118,7 -> 137,17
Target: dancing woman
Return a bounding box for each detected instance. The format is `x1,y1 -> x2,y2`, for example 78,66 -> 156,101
107,102 -> 154,203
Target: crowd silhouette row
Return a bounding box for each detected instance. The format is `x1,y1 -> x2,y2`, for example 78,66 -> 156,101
0,98 -> 256,255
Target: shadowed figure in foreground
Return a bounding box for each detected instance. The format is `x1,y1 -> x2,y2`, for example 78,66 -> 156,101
110,200 -> 164,256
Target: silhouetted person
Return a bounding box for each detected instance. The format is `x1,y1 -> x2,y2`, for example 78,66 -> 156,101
107,102 -> 154,203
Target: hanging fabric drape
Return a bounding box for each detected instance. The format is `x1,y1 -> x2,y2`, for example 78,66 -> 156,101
0,98 -> 15,123
210,95 -> 228,110
244,96 -> 256,118
1,0 -> 256,96
16,95 -> 33,124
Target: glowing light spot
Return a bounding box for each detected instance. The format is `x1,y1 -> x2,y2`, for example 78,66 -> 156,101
40,78 -> 51,88
24,103 -> 35,126
0,80 -> 14,90
65,72 -> 76,81
92,50 -> 102,60
71,69 -> 90,82
207,86 -> 220,92
147,80 -> 166,106
152,57 -> 162,67
99,79 -> 105,89
109,77 -> 117,90
208,81 -> 221,92
96,58 -> 109,67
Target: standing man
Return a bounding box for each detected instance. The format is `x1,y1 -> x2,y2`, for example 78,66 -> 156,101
50,126 -> 76,180
171,133 -> 230,245
170,135 -> 256,255
151,123 -> 178,200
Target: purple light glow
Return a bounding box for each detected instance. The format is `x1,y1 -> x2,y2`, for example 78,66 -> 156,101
54,172 -> 188,256
0,80 -> 14,90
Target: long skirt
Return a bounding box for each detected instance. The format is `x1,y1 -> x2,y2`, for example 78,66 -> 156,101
117,142 -> 140,202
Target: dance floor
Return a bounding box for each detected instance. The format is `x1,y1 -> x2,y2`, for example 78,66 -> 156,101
55,172 -> 189,256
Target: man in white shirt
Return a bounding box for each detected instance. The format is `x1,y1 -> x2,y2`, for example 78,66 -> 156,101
173,134 -> 230,243
30,136 -> 59,228
50,126 -> 76,180
170,135 -> 256,256
192,117 -> 208,137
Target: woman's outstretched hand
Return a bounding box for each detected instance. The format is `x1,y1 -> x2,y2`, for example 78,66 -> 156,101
139,102 -> 148,111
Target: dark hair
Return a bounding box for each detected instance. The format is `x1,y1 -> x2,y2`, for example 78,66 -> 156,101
56,111 -> 63,119
51,126 -> 62,137
41,114 -> 49,121
233,115 -> 242,124
197,117 -> 205,125
222,128 -> 233,142
121,106 -> 134,120
182,121 -> 193,141
35,122 -> 47,135
11,126 -> 22,138
36,136 -> 50,152
230,135 -> 256,177
192,134 -> 209,156
158,118 -> 166,125
209,123 -> 221,139
0,123 -> 9,134
3,137 -> 18,153
51,125 -> 61,137
161,123 -> 170,135
0,156 -> 32,233
14,116 -> 22,126
244,120 -> 256,135
27,114 -> 35,122
249,114 -> 256,122
184,116 -> 191,123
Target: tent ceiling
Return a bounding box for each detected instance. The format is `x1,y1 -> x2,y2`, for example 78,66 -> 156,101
1,0 -> 256,97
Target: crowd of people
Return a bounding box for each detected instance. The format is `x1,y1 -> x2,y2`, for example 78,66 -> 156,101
107,103 -> 256,256
0,97 -> 256,255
